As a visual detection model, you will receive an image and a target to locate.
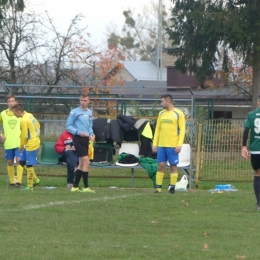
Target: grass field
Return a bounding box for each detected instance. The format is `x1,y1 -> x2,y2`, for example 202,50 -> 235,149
0,170 -> 258,260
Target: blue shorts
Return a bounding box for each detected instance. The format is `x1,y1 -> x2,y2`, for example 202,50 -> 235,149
5,148 -> 22,160
157,147 -> 179,165
20,149 -> 38,166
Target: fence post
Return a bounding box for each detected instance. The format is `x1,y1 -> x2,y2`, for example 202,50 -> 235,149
196,124 -> 202,188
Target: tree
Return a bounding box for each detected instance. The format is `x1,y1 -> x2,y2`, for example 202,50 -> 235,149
107,1 -> 171,60
0,0 -> 24,25
167,0 -> 260,109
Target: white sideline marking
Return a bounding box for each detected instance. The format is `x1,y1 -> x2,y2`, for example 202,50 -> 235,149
0,193 -> 144,212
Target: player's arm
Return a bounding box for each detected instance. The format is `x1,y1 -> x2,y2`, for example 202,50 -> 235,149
242,127 -> 250,159
152,115 -> 161,152
177,111 -> 186,147
66,111 -> 78,135
20,119 -> 28,150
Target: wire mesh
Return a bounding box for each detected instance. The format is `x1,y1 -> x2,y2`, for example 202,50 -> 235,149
200,119 -> 252,181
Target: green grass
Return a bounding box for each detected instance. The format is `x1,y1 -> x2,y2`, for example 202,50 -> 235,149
0,173 -> 258,260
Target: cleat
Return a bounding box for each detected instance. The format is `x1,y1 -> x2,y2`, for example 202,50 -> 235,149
71,187 -> 81,192
23,186 -> 33,191
33,178 -> 40,187
66,183 -> 73,188
257,204 -> 260,210
155,189 -> 161,194
82,187 -> 95,193
15,183 -> 22,188
168,185 -> 175,194
10,184 -> 16,188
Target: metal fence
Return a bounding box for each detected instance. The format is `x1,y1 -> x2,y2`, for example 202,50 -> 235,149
199,119 -> 252,182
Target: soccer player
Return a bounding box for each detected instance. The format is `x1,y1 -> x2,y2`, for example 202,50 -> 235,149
0,94 -> 23,188
242,95 -> 260,210
152,94 -> 186,194
66,92 -> 95,193
12,104 -> 40,191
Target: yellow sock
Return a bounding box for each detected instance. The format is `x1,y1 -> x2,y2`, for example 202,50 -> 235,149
26,167 -> 35,188
16,165 -> 23,184
156,172 -> 164,191
7,166 -> 15,184
170,173 -> 178,186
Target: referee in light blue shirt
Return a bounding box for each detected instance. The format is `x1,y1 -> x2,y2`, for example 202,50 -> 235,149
66,92 -> 95,193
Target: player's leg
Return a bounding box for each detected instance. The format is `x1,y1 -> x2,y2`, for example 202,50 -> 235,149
14,148 -> 23,186
167,147 -> 179,194
155,147 -> 166,193
5,149 -> 15,187
64,150 -> 77,187
251,154 -> 260,209
23,150 -> 39,191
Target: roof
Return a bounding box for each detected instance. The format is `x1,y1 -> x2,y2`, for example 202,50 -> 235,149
120,61 -> 167,81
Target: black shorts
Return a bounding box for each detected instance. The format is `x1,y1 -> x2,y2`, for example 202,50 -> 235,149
251,154 -> 260,171
73,135 -> 89,157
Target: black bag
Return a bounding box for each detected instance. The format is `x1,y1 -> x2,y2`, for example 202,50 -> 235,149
91,143 -> 113,165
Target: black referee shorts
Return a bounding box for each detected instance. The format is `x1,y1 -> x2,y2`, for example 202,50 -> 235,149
73,135 -> 89,157
251,154 -> 260,171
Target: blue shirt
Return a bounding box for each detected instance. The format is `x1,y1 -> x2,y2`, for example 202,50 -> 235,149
66,107 -> 94,136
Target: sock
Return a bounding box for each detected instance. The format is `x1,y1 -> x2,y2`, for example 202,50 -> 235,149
82,171 -> 89,188
26,167 -> 35,188
73,169 -> 83,188
7,166 -> 15,184
170,173 -> 178,186
253,176 -> 260,205
16,165 -> 23,184
156,172 -> 164,191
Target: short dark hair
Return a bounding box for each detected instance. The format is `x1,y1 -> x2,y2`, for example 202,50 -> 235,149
161,94 -> 173,103
11,103 -> 24,112
80,91 -> 89,99
6,94 -> 17,102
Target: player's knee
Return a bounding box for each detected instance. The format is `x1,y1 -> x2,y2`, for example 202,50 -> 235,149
26,165 -> 33,168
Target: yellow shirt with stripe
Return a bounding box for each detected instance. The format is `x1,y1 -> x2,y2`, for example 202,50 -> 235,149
20,112 -> 40,151
153,108 -> 186,147
0,109 -> 21,149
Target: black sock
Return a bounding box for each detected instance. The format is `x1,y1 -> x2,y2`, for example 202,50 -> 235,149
82,171 -> 89,188
73,170 -> 83,188
253,176 -> 260,205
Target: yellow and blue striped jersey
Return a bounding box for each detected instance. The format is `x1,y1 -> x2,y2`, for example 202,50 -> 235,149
153,108 -> 186,147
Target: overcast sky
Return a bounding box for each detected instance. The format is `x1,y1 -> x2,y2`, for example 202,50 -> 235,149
31,0 -> 173,45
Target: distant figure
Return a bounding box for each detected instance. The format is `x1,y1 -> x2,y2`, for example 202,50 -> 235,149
55,130 -> 79,188
66,92 -> 95,193
152,94 -> 186,194
242,94 -> 260,210
12,104 -> 40,191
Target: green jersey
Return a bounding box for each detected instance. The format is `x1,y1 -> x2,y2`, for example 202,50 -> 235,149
244,108 -> 260,153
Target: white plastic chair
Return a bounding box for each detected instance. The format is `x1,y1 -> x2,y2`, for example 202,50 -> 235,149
166,144 -> 191,167
116,143 -> 139,167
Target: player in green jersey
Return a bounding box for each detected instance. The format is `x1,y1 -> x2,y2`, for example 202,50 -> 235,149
242,95 -> 260,210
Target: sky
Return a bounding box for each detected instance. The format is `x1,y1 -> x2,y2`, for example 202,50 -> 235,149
31,0 -> 173,45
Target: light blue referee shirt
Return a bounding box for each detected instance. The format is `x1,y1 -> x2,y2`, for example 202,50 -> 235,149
66,107 -> 94,136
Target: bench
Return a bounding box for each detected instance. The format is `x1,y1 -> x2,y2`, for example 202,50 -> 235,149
37,142 -> 195,188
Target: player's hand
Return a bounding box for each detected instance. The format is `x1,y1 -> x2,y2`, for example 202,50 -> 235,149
152,146 -> 157,153
89,135 -> 95,142
71,145 -> 76,151
242,146 -> 249,159
0,135 -> 6,142
175,146 -> 182,154
65,145 -> 71,151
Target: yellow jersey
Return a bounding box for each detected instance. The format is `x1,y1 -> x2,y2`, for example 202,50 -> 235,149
0,109 -> 21,149
153,108 -> 186,147
20,112 -> 40,151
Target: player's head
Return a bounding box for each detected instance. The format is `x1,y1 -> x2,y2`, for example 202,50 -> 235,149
6,94 -> 17,109
80,92 -> 90,110
11,103 -> 25,118
258,95 -> 260,107
161,94 -> 173,109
